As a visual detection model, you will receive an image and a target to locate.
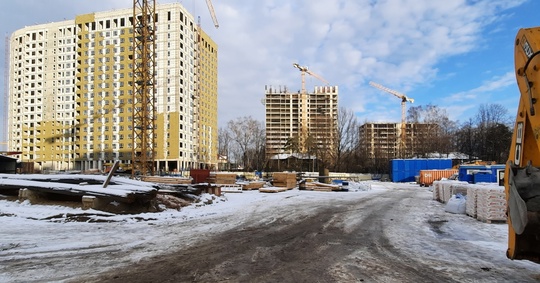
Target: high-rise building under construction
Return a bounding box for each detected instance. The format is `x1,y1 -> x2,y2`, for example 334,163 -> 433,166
7,3 -> 218,173
264,85 -> 338,166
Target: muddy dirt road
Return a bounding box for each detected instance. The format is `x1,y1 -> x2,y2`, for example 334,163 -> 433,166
80,186 -> 540,283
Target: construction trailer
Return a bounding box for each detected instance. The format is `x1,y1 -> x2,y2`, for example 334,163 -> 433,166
458,164 -> 505,185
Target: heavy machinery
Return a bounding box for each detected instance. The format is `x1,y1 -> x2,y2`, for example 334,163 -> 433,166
369,81 -> 414,157
505,26 -> 540,262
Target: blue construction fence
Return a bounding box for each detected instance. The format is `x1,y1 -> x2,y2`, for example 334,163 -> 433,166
390,159 -> 452,183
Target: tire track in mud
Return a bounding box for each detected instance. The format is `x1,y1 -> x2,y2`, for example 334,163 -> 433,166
84,190 -> 454,283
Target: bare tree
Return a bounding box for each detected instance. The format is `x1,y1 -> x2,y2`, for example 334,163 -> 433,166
471,103 -> 511,163
407,104 -> 457,157
218,127 -> 232,170
335,107 -> 359,172
227,116 -> 265,171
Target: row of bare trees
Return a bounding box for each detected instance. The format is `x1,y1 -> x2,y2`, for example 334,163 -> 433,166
218,103 -> 514,173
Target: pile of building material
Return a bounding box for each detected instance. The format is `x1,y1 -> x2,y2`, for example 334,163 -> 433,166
433,180 -> 468,203
272,172 -> 297,189
259,187 -> 288,193
303,182 -> 341,192
476,186 -> 506,222
0,173 -> 158,213
220,185 -> 243,193
206,172 -> 237,184
465,184 -> 480,218
240,181 -> 266,190
141,176 -> 192,185
432,180 -> 507,223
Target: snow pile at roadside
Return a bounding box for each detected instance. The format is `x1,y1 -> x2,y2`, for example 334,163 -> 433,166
346,181 -> 372,191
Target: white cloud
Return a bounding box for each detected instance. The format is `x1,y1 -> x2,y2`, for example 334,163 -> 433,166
0,0 -> 530,130
447,71 -> 515,102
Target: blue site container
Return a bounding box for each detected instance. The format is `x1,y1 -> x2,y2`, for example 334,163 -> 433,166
390,159 -> 452,183
458,164 -> 505,184
473,172 -> 492,183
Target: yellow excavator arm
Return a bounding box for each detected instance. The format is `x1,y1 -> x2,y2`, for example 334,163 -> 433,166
506,26 -> 540,262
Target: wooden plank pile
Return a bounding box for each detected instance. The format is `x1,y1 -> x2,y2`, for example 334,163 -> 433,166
207,172 -> 237,184
241,181 -> 266,190
259,187 -> 288,193
141,176 -> 192,185
272,172 -> 297,189
303,181 -> 340,192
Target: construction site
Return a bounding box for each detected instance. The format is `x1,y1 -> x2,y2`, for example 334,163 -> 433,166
4,1 -> 540,282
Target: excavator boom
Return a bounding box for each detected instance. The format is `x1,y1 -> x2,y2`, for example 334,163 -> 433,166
506,26 -> 540,262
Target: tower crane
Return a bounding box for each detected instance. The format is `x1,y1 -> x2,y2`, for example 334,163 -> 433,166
292,63 -> 329,153
205,0 -> 219,28
369,81 -> 414,157
293,63 -> 329,94
132,0 -> 157,177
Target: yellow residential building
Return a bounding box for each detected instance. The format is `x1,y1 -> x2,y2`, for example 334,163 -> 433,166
7,3 -> 218,173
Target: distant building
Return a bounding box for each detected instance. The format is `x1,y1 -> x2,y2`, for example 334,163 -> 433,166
359,122 -> 437,159
264,85 -> 338,168
7,3 -> 218,173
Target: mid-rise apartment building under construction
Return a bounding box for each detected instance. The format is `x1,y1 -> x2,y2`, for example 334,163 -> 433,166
359,122 -> 436,159
7,3 -> 218,173
264,85 -> 338,166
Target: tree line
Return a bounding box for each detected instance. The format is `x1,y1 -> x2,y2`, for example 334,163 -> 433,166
218,103 -> 514,173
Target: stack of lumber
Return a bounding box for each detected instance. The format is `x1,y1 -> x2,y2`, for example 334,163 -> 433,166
206,173 -> 237,184
141,176 -> 192,184
476,186 -> 506,222
272,172 -> 297,189
220,185 -> 243,193
241,181 -> 266,190
304,182 -> 340,192
259,187 -> 288,193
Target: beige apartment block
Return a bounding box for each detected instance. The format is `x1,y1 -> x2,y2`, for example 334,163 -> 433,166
264,85 -> 338,165
7,3 -> 218,173
359,122 -> 436,159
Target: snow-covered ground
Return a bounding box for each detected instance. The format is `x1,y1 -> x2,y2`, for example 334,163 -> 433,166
0,181 -> 538,282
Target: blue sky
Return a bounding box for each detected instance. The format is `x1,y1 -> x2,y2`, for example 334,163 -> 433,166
0,0 -> 539,143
